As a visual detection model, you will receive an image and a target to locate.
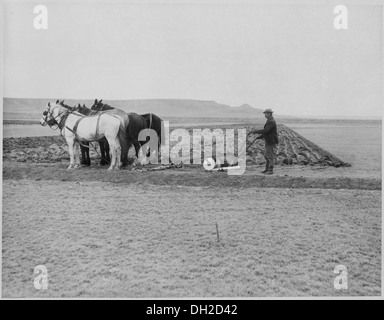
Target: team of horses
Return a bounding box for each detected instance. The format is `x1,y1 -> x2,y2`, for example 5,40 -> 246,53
40,99 -> 163,170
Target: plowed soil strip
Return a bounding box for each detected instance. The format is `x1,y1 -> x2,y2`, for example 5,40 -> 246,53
3,162 -> 380,190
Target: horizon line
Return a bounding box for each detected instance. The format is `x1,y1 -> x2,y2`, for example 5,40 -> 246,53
2,97 -> 381,120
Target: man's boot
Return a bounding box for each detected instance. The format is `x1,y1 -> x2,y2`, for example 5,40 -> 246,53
261,161 -> 269,173
266,163 -> 274,174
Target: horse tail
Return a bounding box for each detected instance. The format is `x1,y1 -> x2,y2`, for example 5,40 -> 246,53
118,122 -> 126,144
157,115 -> 164,147
125,114 -> 132,141
148,113 -> 162,147
147,113 -> 152,142
147,113 -> 162,147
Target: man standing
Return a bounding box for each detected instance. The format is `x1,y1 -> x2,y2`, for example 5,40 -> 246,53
253,108 -> 278,174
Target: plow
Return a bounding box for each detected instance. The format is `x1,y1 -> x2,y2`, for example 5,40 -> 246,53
206,130 -> 261,172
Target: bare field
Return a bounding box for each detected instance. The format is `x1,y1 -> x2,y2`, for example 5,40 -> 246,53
2,180 -> 381,298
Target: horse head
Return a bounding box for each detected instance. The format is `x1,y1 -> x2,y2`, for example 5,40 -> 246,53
77,103 -> 93,116
40,101 -> 68,129
91,99 -> 103,111
40,102 -> 52,126
57,99 -> 73,110
91,99 -> 115,111
40,101 -> 58,127
71,103 -> 81,112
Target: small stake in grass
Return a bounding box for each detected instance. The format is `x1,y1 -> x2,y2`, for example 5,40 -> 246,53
216,222 -> 220,242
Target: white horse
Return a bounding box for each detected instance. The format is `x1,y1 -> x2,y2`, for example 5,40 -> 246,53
40,101 -> 123,170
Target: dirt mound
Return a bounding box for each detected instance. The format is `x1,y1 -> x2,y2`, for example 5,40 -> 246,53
203,124 -> 350,167
3,125 -> 350,168
258,125 -> 350,167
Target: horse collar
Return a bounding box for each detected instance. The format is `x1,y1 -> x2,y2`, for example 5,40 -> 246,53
58,112 -> 70,130
71,116 -> 86,141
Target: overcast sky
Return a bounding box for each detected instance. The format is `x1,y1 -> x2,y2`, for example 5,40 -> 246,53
3,0 -> 382,117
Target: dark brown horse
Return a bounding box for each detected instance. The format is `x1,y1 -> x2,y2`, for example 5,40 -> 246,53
91,99 -> 163,161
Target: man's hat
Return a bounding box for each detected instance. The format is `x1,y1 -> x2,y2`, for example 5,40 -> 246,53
263,108 -> 274,113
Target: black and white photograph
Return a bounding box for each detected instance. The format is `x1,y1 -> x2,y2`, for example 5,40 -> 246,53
1,0 -> 382,300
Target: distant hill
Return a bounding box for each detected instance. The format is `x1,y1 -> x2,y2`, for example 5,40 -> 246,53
3,98 -> 265,120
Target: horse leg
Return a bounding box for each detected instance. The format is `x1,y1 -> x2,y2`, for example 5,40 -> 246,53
133,140 -> 142,166
108,145 -> 114,170
106,138 -> 115,170
85,142 -> 91,166
157,139 -> 161,162
66,139 -> 76,169
150,148 -> 158,164
105,139 -> 111,164
147,137 -> 161,164
99,139 -> 109,165
121,139 -> 129,166
115,140 -> 122,169
80,144 -> 86,165
73,142 -> 81,169
107,138 -> 121,170
99,140 -> 105,165
139,142 -> 151,166
145,139 -> 151,158
80,142 -> 90,166
126,140 -> 134,165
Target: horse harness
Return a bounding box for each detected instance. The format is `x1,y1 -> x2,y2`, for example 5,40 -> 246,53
62,112 -> 106,143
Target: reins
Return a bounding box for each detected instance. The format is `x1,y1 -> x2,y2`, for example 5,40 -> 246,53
43,105 -> 69,130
